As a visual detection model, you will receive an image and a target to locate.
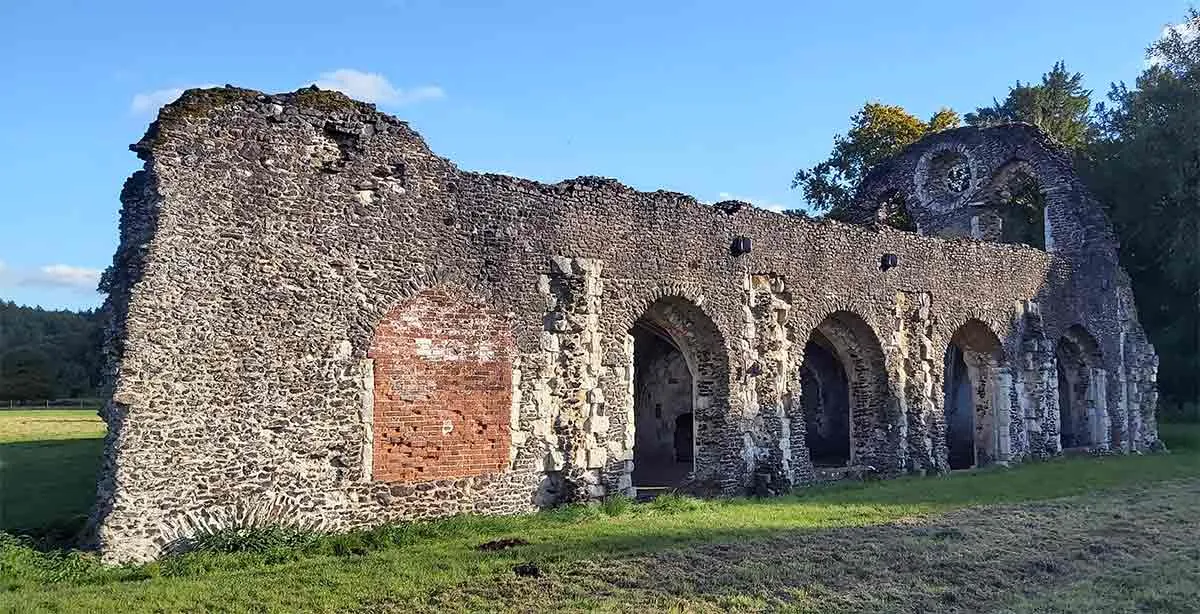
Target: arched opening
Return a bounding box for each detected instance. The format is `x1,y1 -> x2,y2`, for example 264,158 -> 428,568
628,297 -> 727,490
631,324 -> 693,487
1056,325 -> 1105,449
942,320 -> 1008,469
799,333 -> 851,466
798,311 -> 889,469
976,162 -> 1047,248
875,189 -> 916,232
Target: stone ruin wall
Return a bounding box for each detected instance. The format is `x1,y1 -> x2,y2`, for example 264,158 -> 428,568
91,87 -> 1161,562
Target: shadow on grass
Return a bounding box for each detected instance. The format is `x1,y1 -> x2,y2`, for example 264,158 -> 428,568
0,438 -> 103,546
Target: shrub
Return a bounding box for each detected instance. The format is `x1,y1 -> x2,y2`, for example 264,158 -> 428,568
186,525 -> 322,555
600,495 -> 635,517
645,492 -> 704,514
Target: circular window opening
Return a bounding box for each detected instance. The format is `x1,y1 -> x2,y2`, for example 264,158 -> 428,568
926,150 -> 972,202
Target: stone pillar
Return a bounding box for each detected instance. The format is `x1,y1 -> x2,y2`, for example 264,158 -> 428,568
993,366 -> 1013,463
746,273 -> 793,492
1016,301 -> 1057,457
1089,368 -> 1111,451
1142,357 -> 1161,448
539,256 -> 607,502
893,291 -> 938,474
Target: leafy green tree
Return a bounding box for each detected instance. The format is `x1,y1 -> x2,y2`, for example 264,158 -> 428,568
0,301 -> 104,400
793,103 -> 960,215
966,61 -> 1095,152
1084,10 -> 1200,409
0,347 -> 55,401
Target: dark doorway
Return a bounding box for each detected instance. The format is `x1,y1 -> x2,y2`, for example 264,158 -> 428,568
943,344 -> 975,469
1055,327 -> 1103,450
1057,361 -> 1077,447
674,413 -> 693,462
800,333 -> 851,467
631,324 -> 693,487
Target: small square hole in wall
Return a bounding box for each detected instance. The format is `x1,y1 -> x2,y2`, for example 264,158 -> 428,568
731,236 -> 752,256
880,253 -> 899,271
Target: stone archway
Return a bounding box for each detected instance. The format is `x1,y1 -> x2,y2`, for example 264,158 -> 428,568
974,161 -> 1048,248
1056,325 -> 1107,449
627,297 -> 728,491
798,311 -> 890,470
942,320 -> 1010,469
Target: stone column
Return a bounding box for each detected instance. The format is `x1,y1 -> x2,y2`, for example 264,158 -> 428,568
1016,301 -> 1058,458
1089,367 -> 1111,451
746,273 -> 793,492
539,256 -> 607,502
993,365 -> 1013,463
893,291 -> 937,474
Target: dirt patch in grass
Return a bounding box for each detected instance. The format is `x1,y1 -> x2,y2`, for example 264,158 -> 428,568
476,538 -> 529,552
401,480 -> 1200,613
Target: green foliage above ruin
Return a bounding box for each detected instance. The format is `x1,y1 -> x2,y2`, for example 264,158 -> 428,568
1083,8 -> 1200,407
966,61 -> 1096,152
792,103 -> 960,216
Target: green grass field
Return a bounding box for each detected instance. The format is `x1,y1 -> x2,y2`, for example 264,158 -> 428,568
0,410 -> 105,535
1,410 -> 1198,613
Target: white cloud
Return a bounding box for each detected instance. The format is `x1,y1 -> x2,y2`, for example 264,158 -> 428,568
1148,20 -> 1199,67
130,84 -> 216,114
19,265 -> 103,292
716,191 -> 790,213
313,69 -> 444,105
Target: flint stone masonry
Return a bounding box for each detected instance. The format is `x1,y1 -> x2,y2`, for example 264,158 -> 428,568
92,86 -> 1161,562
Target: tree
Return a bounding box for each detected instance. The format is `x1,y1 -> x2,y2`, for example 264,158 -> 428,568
793,103 -> 960,215
0,347 -> 55,401
0,301 -> 104,400
966,61 -> 1095,152
1084,10 -> 1200,410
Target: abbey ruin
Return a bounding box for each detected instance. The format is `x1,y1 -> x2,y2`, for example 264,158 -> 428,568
92,86 -> 1161,562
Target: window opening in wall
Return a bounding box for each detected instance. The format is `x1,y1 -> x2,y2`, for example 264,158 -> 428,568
991,168 -> 1046,248
876,190 -> 916,232
926,150 -> 972,202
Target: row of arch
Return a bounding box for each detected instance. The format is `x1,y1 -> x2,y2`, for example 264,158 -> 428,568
365,287 -> 1109,492
627,297 -> 1107,489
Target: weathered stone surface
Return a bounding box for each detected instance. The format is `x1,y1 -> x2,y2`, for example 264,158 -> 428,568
90,86 -> 1159,563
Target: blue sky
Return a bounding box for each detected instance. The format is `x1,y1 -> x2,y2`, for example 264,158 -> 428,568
0,0 -> 1189,311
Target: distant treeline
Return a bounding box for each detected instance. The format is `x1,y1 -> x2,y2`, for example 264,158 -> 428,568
0,301 -> 104,401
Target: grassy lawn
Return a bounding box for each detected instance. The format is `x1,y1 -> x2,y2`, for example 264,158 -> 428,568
0,412 -> 1197,613
0,410 -> 106,534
